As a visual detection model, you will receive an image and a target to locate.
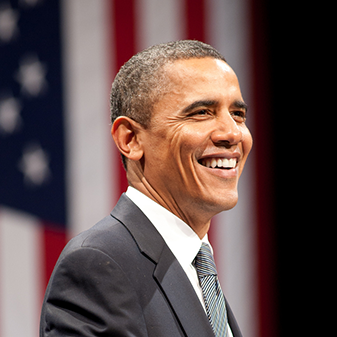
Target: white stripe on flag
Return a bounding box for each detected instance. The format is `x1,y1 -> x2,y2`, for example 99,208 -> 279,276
0,207 -> 41,337
135,0 -> 185,50
213,168 -> 258,337
61,0 -> 115,238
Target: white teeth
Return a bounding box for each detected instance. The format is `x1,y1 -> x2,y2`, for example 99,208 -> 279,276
222,158 -> 230,167
223,158 -> 236,168
229,158 -> 236,168
201,157 -> 237,169
211,158 -> 217,168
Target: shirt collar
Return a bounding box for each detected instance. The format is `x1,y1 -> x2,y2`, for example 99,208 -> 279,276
125,186 -> 211,266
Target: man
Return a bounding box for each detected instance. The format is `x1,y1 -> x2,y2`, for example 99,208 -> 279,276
40,40 -> 252,337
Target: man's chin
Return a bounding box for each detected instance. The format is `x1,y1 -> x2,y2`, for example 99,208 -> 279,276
197,189 -> 239,215
217,192 -> 238,212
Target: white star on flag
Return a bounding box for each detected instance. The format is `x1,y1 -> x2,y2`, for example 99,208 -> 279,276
0,96 -> 22,135
15,54 -> 48,97
19,0 -> 44,8
0,4 -> 19,43
18,143 -> 51,186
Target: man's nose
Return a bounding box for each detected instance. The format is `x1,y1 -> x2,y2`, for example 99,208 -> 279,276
210,112 -> 242,148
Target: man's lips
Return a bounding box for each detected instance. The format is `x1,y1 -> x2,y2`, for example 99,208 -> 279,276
196,152 -> 241,180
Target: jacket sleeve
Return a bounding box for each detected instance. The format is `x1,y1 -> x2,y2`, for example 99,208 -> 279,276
40,247 -> 148,337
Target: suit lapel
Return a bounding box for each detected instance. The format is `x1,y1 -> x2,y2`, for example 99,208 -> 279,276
110,194 -> 165,262
225,299 -> 243,337
153,243 -> 214,337
111,194 -> 214,336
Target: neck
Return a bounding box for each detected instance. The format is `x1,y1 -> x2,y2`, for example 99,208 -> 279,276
127,164 -> 212,239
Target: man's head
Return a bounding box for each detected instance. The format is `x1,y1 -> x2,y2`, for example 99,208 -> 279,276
111,40 -> 253,237
110,40 -> 226,168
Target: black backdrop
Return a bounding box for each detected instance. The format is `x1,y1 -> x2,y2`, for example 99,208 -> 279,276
264,2 -> 328,335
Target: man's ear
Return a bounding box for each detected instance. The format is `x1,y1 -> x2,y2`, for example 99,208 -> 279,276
111,116 -> 144,162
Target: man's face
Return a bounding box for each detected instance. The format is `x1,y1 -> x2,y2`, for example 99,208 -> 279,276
138,58 -> 253,223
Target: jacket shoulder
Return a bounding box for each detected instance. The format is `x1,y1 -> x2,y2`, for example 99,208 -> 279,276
60,214 -> 140,265
41,217 -> 149,336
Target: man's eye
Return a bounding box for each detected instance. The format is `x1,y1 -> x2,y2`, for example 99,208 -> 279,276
231,111 -> 246,122
197,109 -> 208,115
191,109 -> 212,117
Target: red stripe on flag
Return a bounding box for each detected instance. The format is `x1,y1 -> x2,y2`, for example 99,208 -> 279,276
185,0 -> 206,42
112,0 -> 137,71
111,0 -> 137,195
41,223 -> 67,291
248,0 -> 278,335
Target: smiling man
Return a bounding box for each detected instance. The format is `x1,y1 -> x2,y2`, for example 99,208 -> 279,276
40,40 -> 252,337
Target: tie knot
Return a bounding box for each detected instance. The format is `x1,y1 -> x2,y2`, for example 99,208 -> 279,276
194,243 -> 217,277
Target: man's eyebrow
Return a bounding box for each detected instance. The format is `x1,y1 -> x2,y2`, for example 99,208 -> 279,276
231,100 -> 248,113
182,99 -> 248,114
182,100 -> 219,114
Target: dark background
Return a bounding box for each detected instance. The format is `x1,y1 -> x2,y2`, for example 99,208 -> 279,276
264,3 -> 327,335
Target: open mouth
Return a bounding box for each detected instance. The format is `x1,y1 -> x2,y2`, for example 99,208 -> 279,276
198,157 -> 237,169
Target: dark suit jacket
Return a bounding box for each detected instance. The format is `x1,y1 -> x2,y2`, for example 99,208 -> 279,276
40,194 -> 243,337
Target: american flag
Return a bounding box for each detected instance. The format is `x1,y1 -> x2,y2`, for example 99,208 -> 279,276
0,1 -> 276,336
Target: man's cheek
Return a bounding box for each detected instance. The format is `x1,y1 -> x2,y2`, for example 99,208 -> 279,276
242,127 -> 253,155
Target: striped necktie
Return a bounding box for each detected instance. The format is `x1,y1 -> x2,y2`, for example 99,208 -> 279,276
194,243 -> 228,337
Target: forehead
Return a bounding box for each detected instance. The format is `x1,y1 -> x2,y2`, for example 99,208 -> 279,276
164,57 -> 236,84
156,58 -> 242,108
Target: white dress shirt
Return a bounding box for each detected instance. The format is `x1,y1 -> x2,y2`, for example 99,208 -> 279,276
125,186 -> 233,337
